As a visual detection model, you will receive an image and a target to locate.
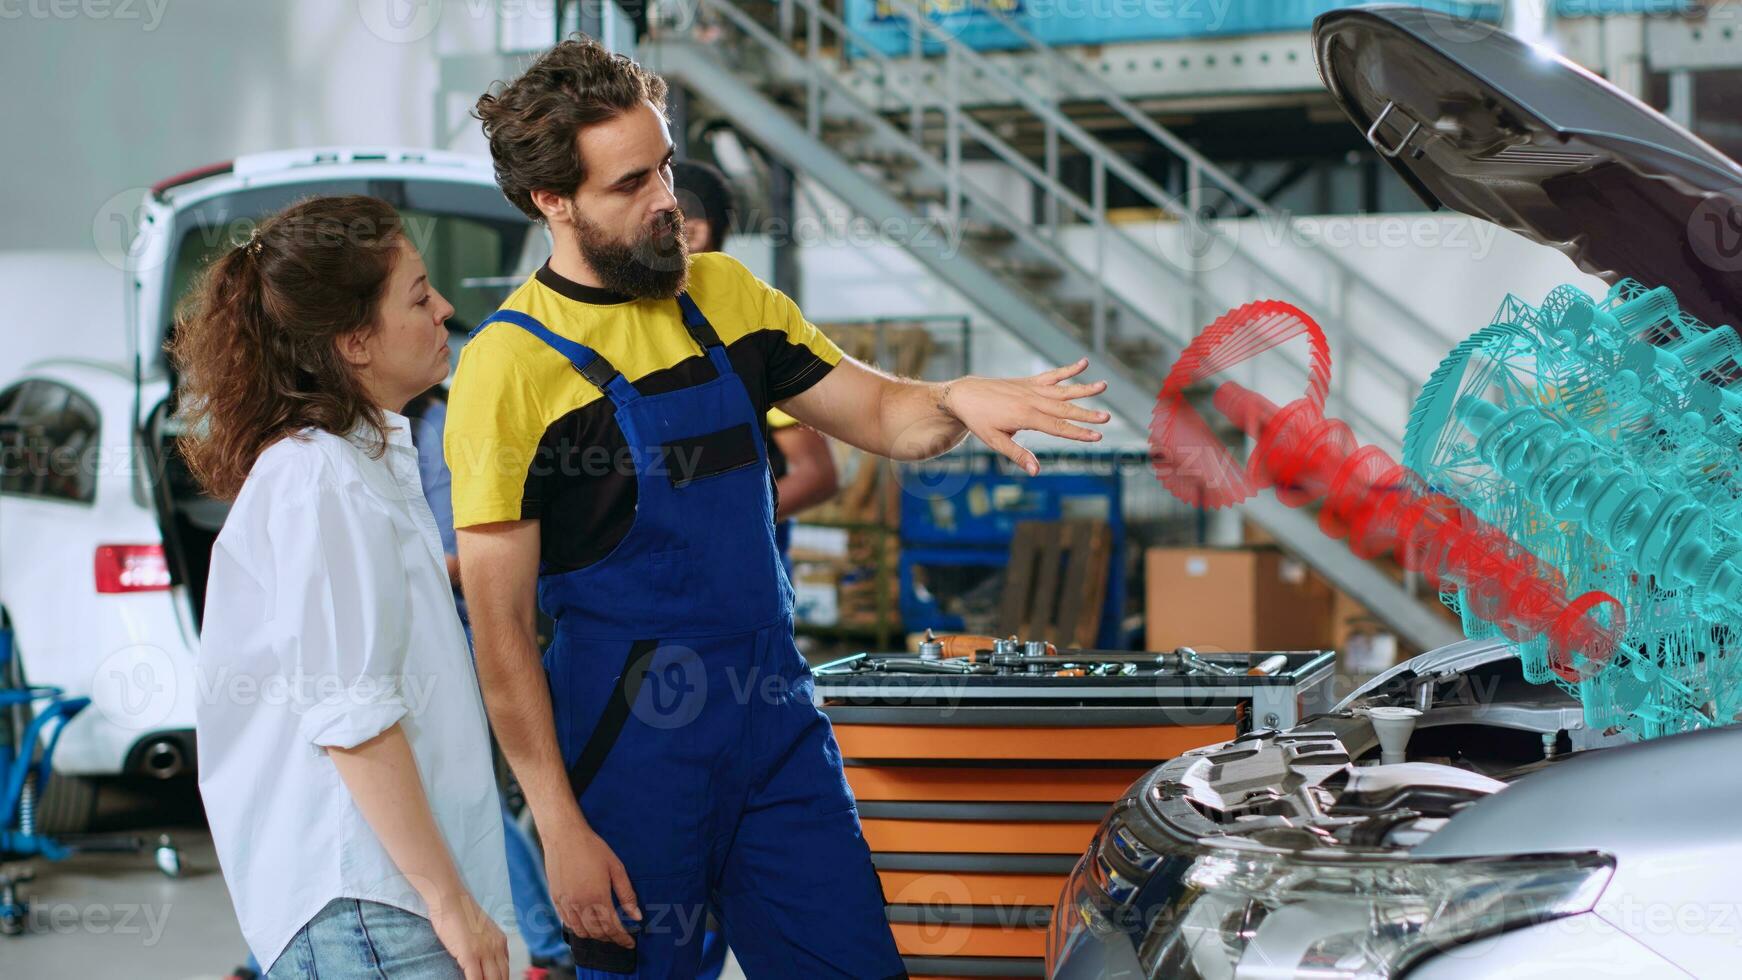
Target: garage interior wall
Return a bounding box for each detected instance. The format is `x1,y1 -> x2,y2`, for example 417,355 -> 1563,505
0,0 -> 503,254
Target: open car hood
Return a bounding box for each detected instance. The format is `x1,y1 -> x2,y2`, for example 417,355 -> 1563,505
1314,5 -> 1742,329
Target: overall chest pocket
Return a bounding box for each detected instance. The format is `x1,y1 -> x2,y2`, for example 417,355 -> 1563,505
658,423 -> 760,488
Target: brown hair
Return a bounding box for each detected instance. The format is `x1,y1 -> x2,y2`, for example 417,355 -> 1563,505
472,34 -> 669,222
166,195 -> 405,500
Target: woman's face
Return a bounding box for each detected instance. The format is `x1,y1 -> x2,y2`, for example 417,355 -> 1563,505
347,237 -> 456,411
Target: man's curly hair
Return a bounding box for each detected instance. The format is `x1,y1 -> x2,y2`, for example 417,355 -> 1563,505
473,35 -> 669,222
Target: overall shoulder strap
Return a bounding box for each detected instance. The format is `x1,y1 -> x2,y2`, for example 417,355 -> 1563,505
675,292 -> 733,376
473,309 -> 638,404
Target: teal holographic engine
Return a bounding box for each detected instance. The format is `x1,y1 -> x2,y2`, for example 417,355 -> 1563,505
1404,280 -> 1742,741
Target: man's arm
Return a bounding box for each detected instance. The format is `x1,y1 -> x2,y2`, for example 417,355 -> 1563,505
779,355 -> 1110,476
458,521 -> 566,820
457,520 -> 640,947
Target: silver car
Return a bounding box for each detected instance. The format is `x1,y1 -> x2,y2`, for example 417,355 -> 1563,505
1048,639 -> 1741,977
1050,7 -> 1742,978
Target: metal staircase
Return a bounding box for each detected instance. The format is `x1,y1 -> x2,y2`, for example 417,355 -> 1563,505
873,0 -> 1463,433
642,0 -> 1462,650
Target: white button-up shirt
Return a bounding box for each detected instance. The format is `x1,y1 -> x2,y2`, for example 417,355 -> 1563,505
196,411 -> 512,970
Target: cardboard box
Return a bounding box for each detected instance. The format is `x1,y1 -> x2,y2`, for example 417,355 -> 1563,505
1144,547 -> 1333,653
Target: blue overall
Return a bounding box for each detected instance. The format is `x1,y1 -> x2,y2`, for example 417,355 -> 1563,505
472,296 -> 905,979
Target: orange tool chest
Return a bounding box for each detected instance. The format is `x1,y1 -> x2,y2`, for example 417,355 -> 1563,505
814,647 -> 1336,979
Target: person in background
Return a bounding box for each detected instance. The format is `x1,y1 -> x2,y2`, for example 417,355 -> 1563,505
175,195 -> 511,980
673,159 -> 840,580
405,384 -> 577,980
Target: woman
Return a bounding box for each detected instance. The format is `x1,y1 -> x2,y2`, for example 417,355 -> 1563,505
172,196 -> 512,980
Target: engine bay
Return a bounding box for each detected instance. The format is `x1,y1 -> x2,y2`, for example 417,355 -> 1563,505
1132,646 -> 1632,860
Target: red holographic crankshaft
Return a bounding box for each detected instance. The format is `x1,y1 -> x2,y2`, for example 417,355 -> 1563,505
1147,301 -> 1622,679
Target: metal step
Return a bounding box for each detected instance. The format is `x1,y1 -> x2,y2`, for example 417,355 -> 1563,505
893,183 -> 949,205
937,215 -> 1016,245
846,146 -> 918,171
757,77 -> 810,103
819,113 -> 868,138
979,255 -> 1063,283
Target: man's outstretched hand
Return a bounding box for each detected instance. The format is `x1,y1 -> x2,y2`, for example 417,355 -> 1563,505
779,353 -> 1112,469
940,358 -> 1109,475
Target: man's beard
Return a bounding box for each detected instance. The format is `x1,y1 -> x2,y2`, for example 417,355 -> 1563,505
568,204 -> 690,299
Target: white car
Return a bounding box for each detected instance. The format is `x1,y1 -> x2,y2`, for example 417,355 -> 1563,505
0,148 -> 535,830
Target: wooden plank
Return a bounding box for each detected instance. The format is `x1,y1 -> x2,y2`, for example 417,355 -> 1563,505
1067,521 -> 1113,648
998,519 -> 1113,645
998,521 -> 1042,637
1052,522 -> 1091,646
1024,522 -> 1066,640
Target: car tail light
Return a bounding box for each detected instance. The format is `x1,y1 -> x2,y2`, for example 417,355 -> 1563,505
95,545 -> 172,593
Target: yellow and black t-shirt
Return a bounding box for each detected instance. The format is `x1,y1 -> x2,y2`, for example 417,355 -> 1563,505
445,252 -> 843,573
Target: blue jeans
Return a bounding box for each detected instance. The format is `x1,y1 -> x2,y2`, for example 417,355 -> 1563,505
265,899 -> 458,979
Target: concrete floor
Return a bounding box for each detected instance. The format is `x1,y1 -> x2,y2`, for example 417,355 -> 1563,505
4,777 -> 274,978
4,779 -> 745,978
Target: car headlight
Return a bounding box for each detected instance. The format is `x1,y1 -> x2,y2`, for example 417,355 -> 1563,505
1070,817 -> 1613,979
